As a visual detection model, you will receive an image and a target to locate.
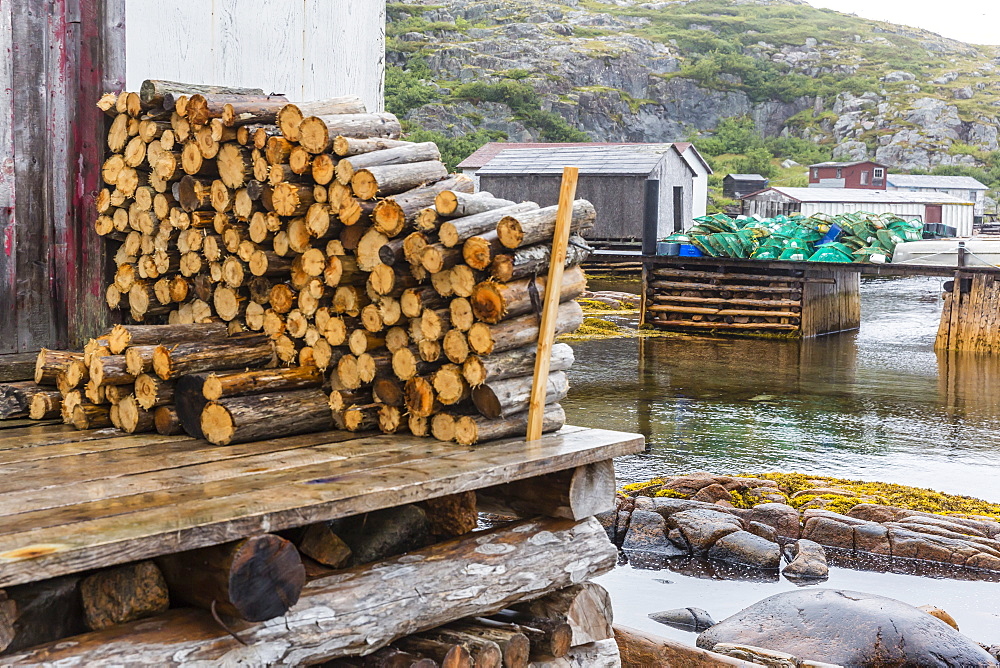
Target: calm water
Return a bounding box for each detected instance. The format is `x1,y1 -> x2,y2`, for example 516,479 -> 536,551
565,276 -> 1000,645
566,275 -> 1000,501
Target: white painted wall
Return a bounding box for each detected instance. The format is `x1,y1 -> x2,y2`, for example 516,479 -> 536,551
125,0 -> 385,111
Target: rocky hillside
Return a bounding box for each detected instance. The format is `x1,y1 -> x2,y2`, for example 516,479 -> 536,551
387,0 -> 1000,195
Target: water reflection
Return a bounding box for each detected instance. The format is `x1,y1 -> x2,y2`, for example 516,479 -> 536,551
565,276 -> 1000,501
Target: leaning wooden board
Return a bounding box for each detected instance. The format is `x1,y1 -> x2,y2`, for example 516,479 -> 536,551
0,425 -> 643,587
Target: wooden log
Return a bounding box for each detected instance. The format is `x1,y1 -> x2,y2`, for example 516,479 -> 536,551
201,366 -> 323,401
336,141 -> 439,185
463,343 -> 574,388
443,329 -> 470,365
156,534 -> 305,622
139,80 -> 264,110
134,373 -> 175,410
478,460 -> 614,522
454,404 -> 566,446
420,491 -> 478,539
107,322 -> 230,354
394,637 -> 474,668
271,181 -> 315,217
488,612 -> 573,660
152,335 -> 273,380
117,395 -> 156,434
298,112 -> 403,154
439,203 -> 540,249
646,318 -> 799,331
72,404 -> 112,430
80,561 -> 170,631
436,191 -> 516,218
463,231 -> 506,272
650,295 -> 802,307
0,575 -> 86,653
90,355 -> 136,387
343,403 -> 381,432
614,625 -> 755,668
200,387 -> 334,445
495,201 -> 596,250
103,383 -> 134,406
514,584 -> 614,647
153,405 -> 184,435
296,524 -> 352,569
123,345 -> 157,376
471,265 -> 586,325
433,364 -> 469,406
373,174 -> 473,237
277,97 -> 369,142
28,390 -> 62,420
333,135 -> 410,157
352,161 -> 449,201
467,301 -> 583,356
648,280 -> 802,295
491,237 -> 591,283
446,621 -> 530,668
0,381 -> 39,419
35,349 -> 84,385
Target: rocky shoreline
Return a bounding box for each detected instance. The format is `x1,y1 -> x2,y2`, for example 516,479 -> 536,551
601,472 -> 1000,665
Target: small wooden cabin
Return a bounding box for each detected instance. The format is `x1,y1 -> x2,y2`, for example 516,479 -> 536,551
723,174 -> 769,200
808,160 -> 887,189
476,144 -> 709,243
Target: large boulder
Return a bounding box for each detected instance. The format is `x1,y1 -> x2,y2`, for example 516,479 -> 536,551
707,531 -> 781,570
668,508 -> 744,555
622,509 -> 686,558
750,503 -> 801,540
782,539 -> 829,581
649,607 -> 716,633
697,589 -> 999,667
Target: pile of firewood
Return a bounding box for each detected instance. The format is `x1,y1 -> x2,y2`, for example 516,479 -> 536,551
80,79 -> 595,444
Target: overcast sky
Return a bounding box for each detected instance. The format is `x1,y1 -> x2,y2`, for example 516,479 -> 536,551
805,0 -> 999,46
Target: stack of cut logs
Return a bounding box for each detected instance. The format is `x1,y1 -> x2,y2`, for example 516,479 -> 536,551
79,79 -> 595,445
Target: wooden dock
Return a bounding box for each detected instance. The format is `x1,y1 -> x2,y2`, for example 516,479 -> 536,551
0,422 -> 641,664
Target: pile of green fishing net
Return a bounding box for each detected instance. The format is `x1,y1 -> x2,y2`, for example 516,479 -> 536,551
664,212 -> 923,263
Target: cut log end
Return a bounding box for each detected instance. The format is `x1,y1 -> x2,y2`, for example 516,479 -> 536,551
200,402 -> 235,445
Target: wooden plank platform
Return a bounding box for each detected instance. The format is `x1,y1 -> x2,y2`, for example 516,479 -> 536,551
0,424 -> 643,587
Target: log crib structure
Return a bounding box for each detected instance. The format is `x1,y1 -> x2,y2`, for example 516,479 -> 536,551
0,81 -> 644,665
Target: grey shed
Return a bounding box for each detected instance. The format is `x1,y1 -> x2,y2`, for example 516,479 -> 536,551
476,144 -> 699,242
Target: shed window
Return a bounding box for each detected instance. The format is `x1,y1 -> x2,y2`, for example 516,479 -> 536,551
811,168 -> 818,179
860,171 -> 869,185
836,168 -> 843,178
873,168 -> 884,178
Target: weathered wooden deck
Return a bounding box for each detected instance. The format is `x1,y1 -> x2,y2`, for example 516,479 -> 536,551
0,423 -> 643,588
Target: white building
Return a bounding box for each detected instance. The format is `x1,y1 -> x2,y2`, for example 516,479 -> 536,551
741,187 -> 975,237
886,174 -> 989,220
125,1 -> 386,111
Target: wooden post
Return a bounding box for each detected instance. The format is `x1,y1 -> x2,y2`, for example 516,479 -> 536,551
527,167 -> 578,441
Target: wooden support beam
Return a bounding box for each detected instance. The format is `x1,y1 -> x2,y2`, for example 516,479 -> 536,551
477,460 -> 614,521
528,167 -> 577,442
4,517 -> 616,665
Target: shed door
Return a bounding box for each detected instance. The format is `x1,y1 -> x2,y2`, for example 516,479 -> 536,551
925,205 -> 942,224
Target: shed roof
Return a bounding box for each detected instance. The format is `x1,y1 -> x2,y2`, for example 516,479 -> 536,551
457,142 -> 638,170
809,160 -> 887,168
887,174 -> 988,190
753,187 -> 972,205
477,144 -> 680,176
725,173 -> 769,181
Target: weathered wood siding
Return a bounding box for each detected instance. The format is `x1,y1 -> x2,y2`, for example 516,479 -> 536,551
0,0 -> 125,353
799,269 -> 861,337
125,0 -> 386,111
